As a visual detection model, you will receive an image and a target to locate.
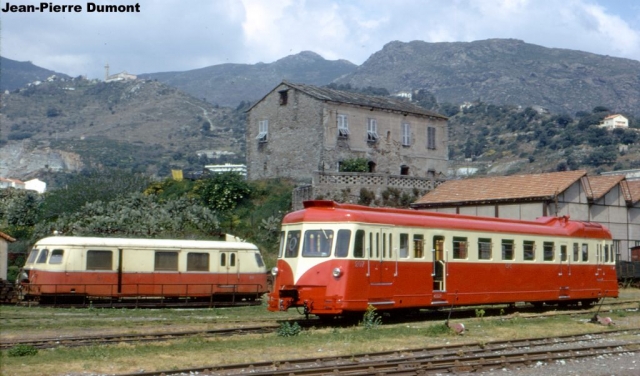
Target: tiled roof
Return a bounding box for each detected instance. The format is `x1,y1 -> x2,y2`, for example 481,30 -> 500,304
588,175 -> 625,201
283,81 -> 447,119
412,170 -> 587,207
626,180 -> 640,204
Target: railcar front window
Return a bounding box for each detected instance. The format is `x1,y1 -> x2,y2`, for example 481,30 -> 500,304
453,237 -> 467,259
230,253 -> 236,267
155,251 -> 178,271
523,241 -> 535,261
604,244 -> 610,263
36,249 -> 49,264
582,244 -> 589,262
478,238 -> 492,260
502,240 -> 514,261
278,231 -> 285,258
560,245 -> 567,262
26,249 -> 39,264
254,252 -> 265,267
335,230 -> 351,258
302,230 -> 334,257
543,242 -> 554,261
49,249 -> 64,264
187,252 -> 209,271
573,243 -> 579,262
87,250 -> 113,270
414,235 -> 424,258
285,230 -> 301,258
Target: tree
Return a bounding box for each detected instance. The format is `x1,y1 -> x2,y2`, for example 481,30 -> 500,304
339,158 -> 368,173
194,172 -> 251,212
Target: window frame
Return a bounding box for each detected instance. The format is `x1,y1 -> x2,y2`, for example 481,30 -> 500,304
453,237 -> 468,259
523,240 -> 536,261
367,118 -> 378,142
187,252 -> 210,272
501,239 -> 514,261
86,250 -> 113,270
401,122 -> 411,146
478,238 -> 492,260
543,242 -> 555,261
49,249 -> 64,264
256,119 -> 268,142
154,251 -> 179,271
427,126 -> 436,150
337,114 -> 350,137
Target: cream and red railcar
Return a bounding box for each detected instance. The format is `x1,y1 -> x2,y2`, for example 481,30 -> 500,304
268,201 -> 618,317
20,237 -> 268,304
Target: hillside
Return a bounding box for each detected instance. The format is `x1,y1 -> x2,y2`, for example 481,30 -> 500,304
139,51 -> 357,107
0,56 -> 70,92
337,39 -> 640,117
0,77 -> 245,179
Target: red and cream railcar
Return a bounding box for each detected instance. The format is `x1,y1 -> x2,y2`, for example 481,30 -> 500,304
268,201 -> 618,317
20,237 -> 268,303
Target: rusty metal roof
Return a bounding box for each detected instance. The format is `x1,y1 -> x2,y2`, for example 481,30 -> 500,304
412,170 -> 588,208
282,81 -> 448,119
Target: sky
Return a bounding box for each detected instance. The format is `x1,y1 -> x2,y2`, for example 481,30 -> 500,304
1,0 -> 639,80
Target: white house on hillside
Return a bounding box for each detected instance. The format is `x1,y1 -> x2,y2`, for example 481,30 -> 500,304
599,114 -> 628,130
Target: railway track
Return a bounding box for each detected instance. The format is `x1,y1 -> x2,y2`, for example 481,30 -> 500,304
118,329 -> 640,376
2,300 -> 637,351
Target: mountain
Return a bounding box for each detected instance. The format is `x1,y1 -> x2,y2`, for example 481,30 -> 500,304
139,51 -> 357,107
336,39 -> 640,116
0,56 -> 71,92
0,77 -> 245,179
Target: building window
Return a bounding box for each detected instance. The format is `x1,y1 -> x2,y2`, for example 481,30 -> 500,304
367,161 -> 376,173
400,165 -> 409,175
338,114 -> 349,138
278,90 -> 288,105
427,126 -> 436,149
402,122 -> 411,146
256,120 -> 268,142
367,118 -> 378,142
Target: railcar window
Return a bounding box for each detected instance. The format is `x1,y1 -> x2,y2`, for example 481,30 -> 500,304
478,238 -> 492,260
453,237 -> 468,259
502,240 -> 514,260
604,244 -> 609,263
221,253 -> 226,266
388,234 -> 393,258
155,251 -> 178,271
573,243 -> 579,262
560,245 -> 567,262
383,233 -> 387,258
335,230 -> 351,258
86,250 -> 113,270
36,249 -> 49,264
278,231 -> 285,258
414,234 -> 424,258
285,230 -> 301,258
523,241 -> 535,261
375,233 -> 380,258
302,230 -> 334,257
543,242 -> 554,261
49,249 -> 64,264
187,253 -> 209,271
254,252 -> 265,267
399,233 -> 409,258
354,230 -> 365,258
26,249 -> 39,264
230,253 -> 236,267
582,244 -> 589,262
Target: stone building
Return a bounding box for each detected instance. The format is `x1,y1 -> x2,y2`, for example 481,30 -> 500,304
246,81 -> 449,183
599,114 -> 629,130
411,170 -> 640,261
0,231 -> 16,281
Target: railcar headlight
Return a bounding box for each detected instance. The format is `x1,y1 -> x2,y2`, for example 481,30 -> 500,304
332,267 -> 343,278
271,267 -> 279,276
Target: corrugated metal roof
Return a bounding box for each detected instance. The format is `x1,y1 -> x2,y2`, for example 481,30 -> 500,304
282,81 -> 447,119
412,170 -> 588,207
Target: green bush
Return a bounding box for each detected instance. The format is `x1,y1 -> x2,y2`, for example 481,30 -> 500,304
8,344 -> 38,357
276,321 -> 301,337
360,305 -> 382,330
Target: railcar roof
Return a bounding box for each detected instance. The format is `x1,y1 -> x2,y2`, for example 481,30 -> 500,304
33,237 -> 259,250
282,201 -> 611,239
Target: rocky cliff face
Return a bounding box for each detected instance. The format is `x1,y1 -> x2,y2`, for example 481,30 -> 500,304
0,140 -> 84,179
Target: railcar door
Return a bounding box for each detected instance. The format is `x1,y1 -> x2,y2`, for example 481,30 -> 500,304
220,251 -> 239,287
368,228 -> 395,292
558,242 -> 570,299
432,236 -> 445,291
